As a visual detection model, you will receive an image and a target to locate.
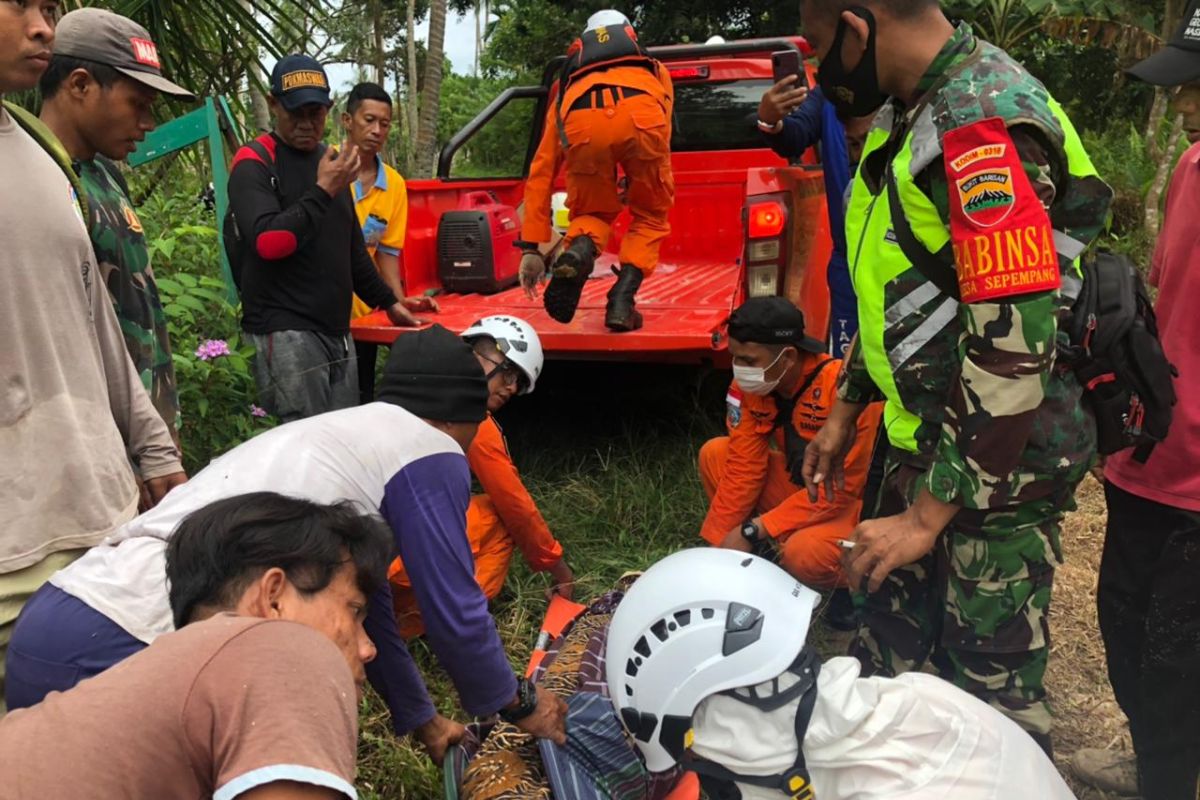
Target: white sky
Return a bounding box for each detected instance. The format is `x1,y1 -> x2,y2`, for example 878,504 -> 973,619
324,10 -> 480,93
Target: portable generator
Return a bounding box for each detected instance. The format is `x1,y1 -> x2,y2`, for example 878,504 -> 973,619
437,191 -> 521,294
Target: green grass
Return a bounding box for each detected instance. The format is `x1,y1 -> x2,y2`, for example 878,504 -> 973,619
356,361 -> 729,798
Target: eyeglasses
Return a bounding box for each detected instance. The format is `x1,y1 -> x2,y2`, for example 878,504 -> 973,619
479,353 -> 529,393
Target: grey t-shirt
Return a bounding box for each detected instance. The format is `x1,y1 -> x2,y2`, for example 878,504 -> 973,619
0,107 -> 181,574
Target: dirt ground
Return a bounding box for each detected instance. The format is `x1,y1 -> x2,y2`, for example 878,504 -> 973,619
1050,476 -> 1134,798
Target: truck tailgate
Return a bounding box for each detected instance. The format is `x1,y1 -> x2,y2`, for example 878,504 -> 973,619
352,254 -> 741,361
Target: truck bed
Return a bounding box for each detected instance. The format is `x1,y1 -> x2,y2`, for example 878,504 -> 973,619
352,253 -> 743,362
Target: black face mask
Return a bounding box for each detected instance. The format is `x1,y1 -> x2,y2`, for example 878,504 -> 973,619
817,6 -> 887,118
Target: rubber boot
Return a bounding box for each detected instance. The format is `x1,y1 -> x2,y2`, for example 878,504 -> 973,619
604,264 -> 644,332
543,235 -> 597,324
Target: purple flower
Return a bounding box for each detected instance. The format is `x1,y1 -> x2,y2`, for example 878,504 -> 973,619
195,339 -> 230,361
249,404 -> 268,418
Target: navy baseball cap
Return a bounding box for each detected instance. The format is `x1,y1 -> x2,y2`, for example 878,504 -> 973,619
1128,0 -> 1200,86
270,54 -> 332,110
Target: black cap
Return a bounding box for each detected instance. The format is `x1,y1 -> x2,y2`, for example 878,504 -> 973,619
377,325 -> 489,424
727,297 -> 826,353
1128,0 -> 1200,86
270,54 -> 333,110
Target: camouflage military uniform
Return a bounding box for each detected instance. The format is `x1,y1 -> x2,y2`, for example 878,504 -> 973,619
78,158 -> 180,438
837,24 -> 1113,744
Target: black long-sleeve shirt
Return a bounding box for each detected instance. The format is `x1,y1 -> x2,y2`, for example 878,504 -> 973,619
229,133 -> 398,335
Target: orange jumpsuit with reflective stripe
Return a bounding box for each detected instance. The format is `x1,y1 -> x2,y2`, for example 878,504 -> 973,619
521,62 -> 675,275
390,413 -> 564,639
698,354 -> 883,588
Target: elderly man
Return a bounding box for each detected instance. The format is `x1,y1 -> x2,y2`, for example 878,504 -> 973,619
229,55 -> 436,421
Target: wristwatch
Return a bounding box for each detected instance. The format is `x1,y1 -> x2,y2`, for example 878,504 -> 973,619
740,518 -> 761,543
513,239 -> 540,252
498,676 -> 538,723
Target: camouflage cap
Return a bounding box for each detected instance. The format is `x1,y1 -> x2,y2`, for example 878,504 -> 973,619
53,8 -> 195,100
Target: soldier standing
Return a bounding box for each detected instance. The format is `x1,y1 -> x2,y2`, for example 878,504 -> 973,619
37,8 -> 195,447
799,0 -> 1112,753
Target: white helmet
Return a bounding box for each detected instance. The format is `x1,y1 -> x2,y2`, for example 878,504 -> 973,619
585,9 -> 631,33
606,549 -> 820,773
461,315 -> 544,394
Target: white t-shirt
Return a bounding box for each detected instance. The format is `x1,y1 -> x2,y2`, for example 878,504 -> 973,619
51,403 -> 459,643
691,657 -> 1076,800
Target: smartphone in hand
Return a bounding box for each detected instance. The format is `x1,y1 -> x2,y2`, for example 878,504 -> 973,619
771,49 -> 805,91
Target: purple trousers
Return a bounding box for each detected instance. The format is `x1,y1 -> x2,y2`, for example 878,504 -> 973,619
5,583 -> 145,710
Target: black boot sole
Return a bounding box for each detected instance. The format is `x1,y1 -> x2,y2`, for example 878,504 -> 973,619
543,251 -> 590,324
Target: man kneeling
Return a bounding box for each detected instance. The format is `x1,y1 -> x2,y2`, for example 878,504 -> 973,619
699,297 -> 881,587
0,492 -> 389,799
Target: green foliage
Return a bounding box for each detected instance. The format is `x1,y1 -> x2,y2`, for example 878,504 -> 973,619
437,71 -> 540,176
1081,123 -> 1158,262
134,169 -> 273,472
1016,34 -> 1155,134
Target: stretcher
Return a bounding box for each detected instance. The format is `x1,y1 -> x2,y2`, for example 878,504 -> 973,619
444,595 -> 701,799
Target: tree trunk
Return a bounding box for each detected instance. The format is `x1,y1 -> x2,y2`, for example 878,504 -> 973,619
1145,113 -> 1185,237
1146,89 -> 1168,161
475,0 -> 482,76
405,0 -> 420,175
241,0 -> 271,133
414,0 -> 447,179
370,0 -> 386,86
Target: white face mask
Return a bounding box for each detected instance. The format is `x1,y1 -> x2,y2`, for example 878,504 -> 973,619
733,349 -> 788,396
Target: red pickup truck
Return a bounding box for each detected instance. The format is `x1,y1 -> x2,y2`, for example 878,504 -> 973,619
352,36 -> 833,365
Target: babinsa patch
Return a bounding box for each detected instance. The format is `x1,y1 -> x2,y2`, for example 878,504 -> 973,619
943,117 -> 1060,304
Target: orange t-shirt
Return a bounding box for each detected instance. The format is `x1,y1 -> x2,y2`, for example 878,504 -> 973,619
468,413 -> 564,571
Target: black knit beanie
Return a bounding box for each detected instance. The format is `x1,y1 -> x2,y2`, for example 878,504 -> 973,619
377,324 -> 489,423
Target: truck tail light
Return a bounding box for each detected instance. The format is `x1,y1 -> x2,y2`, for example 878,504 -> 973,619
667,65 -> 710,81
748,200 -> 786,239
747,264 -> 779,297
744,195 -> 789,298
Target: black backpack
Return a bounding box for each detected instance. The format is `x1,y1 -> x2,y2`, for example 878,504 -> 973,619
885,170 -> 1178,463
222,135 -> 281,293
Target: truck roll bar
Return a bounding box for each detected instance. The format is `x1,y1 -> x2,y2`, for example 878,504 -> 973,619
437,85 -> 549,179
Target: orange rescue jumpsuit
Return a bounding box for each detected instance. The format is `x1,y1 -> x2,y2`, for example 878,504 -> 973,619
699,354 -> 883,588
390,413 -> 564,639
521,62 -> 675,275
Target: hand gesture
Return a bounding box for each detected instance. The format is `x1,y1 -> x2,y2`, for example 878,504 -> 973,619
413,713 -> 466,766
758,77 -> 809,126
842,510 -> 940,593
404,294 -> 440,314
386,301 -> 428,327
316,140 -> 361,196
545,558 -> 576,602
801,418 -> 856,503
513,685 -> 568,745
519,251 -> 546,299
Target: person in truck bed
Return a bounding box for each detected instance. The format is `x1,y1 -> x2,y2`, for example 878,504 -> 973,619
389,316 -> 576,638
698,297 -> 882,589
517,9 -> 674,333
